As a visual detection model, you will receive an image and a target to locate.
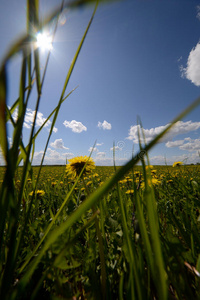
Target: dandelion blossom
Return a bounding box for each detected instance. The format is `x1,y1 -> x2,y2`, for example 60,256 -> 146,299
172,161 -> 183,167
126,189 -> 134,195
29,190 -> 45,198
66,156 -> 95,178
145,165 -> 153,170
36,190 -> 45,198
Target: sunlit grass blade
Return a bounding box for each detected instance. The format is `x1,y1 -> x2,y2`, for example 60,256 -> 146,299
0,66 -> 8,161
11,53 -> 27,169
27,0 -> 41,93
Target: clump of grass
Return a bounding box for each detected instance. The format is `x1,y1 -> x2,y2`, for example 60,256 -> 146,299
1,0 -> 200,299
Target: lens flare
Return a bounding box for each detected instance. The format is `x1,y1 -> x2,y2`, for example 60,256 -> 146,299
36,32 -> 53,51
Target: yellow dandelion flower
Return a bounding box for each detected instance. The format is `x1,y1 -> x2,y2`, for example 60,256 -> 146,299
126,189 -> 134,195
134,171 -> 140,178
145,165 -> 153,170
139,177 -> 160,189
167,179 -> 173,184
150,178 -> 160,185
93,173 -> 99,178
151,169 -> 157,175
29,191 -> 34,197
126,178 -> 133,183
66,156 -> 95,178
119,179 -> 125,184
29,190 -> 45,198
86,181 -> 92,186
172,161 -> 183,167
36,190 -> 45,198
140,182 -> 145,190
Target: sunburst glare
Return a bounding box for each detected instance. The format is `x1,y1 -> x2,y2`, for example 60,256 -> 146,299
36,32 -> 53,51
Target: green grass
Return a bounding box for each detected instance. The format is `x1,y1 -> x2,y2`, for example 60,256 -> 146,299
1,0 -> 200,299
1,164 -> 200,299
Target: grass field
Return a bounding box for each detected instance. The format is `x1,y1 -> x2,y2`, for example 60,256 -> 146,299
1,163 -> 200,299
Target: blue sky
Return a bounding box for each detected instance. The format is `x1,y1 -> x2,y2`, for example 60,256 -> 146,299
1,0 -> 200,165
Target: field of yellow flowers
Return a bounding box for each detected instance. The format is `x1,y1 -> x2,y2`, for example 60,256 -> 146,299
1,161 -> 200,299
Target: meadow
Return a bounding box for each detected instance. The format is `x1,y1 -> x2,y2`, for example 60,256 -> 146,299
1,163 -> 200,299
1,0 -> 200,299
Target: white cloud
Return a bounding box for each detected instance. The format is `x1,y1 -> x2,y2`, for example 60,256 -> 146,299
50,127 -> 58,133
11,107 -> 57,132
127,121 -> 200,144
31,150 -> 44,165
63,120 -> 87,133
177,56 -> 182,62
110,146 -> 121,151
196,5 -> 200,21
149,155 -> 167,165
179,139 -> 200,152
96,152 -> 106,157
88,147 -> 98,153
166,140 -> 185,148
50,139 -> 69,150
184,137 -> 192,142
0,148 -> 5,165
98,120 -> 112,130
47,148 -> 63,159
94,156 -> 128,166
65,153 -> 74,159
8,137 -> 12,148
96,143 -> 103,146
165,137 -> 200,152
180,41 -> 200,86
32,148 -> 74,165
127,123 -> 167,143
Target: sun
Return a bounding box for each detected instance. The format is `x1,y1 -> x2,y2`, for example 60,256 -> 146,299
36,32 -> 53,51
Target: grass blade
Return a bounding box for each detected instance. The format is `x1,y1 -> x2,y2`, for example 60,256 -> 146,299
0,65 -> 8,161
